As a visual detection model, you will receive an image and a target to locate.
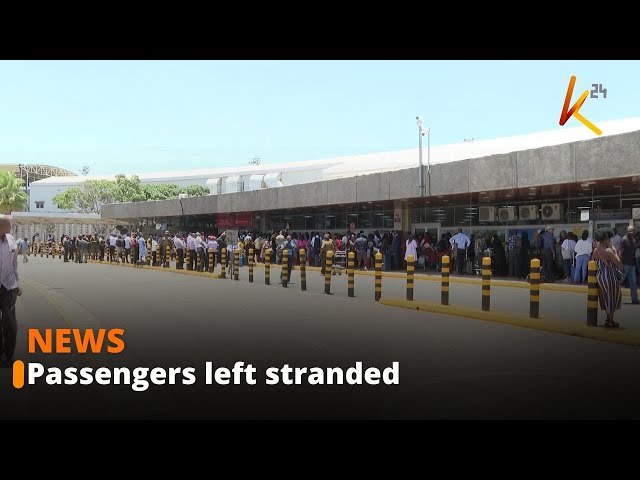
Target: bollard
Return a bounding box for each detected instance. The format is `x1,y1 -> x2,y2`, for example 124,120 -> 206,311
58,243 -> 62,259
265,249 -> 271,285
209,248 -> 214,273
147,238 -> 152,266
164,246 -> 170,268
482,257 -> 491,311
347,251 -> 355,298
299,248 -> 307,291
41,246 -> 43,258
248,248 -> 254,283
281,249 -> 288,287
441,255 -> 450,305
234,248 -> 240,281
46,245 -> 49,259
587,260 -> 598,327
220,248 -> 227,279
185,248 -> 191,271
406,254 -> 414,301
155,243 -> 160,267
529,258 -> 540,318
375,252 -> 382,301
325,251 -> 333,294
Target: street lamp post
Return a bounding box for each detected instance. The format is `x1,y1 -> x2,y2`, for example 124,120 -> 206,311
416,116 -> 430,197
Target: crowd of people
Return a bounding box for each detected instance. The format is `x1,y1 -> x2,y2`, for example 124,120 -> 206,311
14,223 -> 640,330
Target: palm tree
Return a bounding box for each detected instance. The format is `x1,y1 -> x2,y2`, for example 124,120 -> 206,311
0,171 -> 29,214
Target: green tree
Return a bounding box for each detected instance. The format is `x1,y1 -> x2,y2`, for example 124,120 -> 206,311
182,185 -> 210,197
0,171 -> 29,214
53,180 -> 117,214
52,175 -> 209,213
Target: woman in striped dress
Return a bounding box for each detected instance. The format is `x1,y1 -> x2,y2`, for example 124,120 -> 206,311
592,228 -> 622,328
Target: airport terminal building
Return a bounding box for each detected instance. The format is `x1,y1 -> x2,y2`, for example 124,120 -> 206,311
95,118 -> 640,242
10,118 -> 640,243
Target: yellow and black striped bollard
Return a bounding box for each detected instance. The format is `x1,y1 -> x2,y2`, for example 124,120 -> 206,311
482,257 -> 491,311
299,248 -> 306,291
234,248 -> 240,281
347,251 -> 355,297
41,245 -> 44,257
281,249 -> 288,287
155,243 -> 160,267
587,260 -> 598,326
324,251 -> 333,294
529,258 -> 540,318
248,248 -> 254,283
441,255 -> 450,305
58,243 -> 62,259
265,249 -> 271,285
146,239 -> 152,266
185,248 -> 191,270
374,252 -> 382,301
45,244 -> 49,259
209,248 -> 214,273
220,248 -> 227,279
164,245 -> 170,268
406,255 -> 414,301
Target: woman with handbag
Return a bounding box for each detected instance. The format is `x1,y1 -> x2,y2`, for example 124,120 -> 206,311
592,228 -> 623,328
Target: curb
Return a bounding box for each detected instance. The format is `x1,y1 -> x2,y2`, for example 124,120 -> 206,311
379,297 -> 640,347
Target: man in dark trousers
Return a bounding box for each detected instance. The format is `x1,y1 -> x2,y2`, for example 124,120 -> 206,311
620,226 -> 639,304
0,215 -> 22,367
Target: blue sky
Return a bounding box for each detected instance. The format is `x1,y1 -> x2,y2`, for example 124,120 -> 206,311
0,60 -> 637,175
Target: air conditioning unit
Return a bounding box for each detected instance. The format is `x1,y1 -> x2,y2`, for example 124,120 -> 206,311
541,203 -> 564,221
519,205 -> 539,221
498,207 -> 517,222
479,206 -> 496,222
633,207 -> 640,220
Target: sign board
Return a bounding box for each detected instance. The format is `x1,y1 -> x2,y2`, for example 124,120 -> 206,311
580,210 -> 590,221
235,213 -> 253,228
591,209 -> 631,221
633,208 -> 640,220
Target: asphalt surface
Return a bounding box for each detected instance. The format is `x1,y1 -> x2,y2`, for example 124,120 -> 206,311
3,256 -> 640,420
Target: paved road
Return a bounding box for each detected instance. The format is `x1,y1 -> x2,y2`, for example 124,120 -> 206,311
3,256 -> 640,420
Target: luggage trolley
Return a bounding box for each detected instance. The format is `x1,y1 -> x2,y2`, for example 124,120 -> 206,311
332,249 -> 347,275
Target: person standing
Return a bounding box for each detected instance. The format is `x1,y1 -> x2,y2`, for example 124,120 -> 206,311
79,235 -> 89,263
541,227 -> 557,282
404,233 -> 418,270
619,226 -> 639,305
124,233 -> 132,264
137,234 -> 147,266
450,229 -> 471,275
573,230 -> 592,284
0,215 -> 22,367
174,234 -> 185,270
19,237 -> 29,263
506,230 -> 521,278
561,232 -> 577,283
592,228 -> 623,327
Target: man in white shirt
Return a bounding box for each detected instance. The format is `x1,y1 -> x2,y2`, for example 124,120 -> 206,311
573,230 -> 593,284
151,236 -> 159,266
0,215 -> 22,366
108,234 -> 117,262
450,229 -> 471,275
173,234 -> 185,269
124,234 -> 132,264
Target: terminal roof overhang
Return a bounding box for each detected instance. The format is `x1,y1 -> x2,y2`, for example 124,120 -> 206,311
101,122 -> 640,222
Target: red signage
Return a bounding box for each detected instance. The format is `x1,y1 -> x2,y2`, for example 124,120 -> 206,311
216,214 -> 234,228
235,213 -> 253,227
216,213 -> 253,228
